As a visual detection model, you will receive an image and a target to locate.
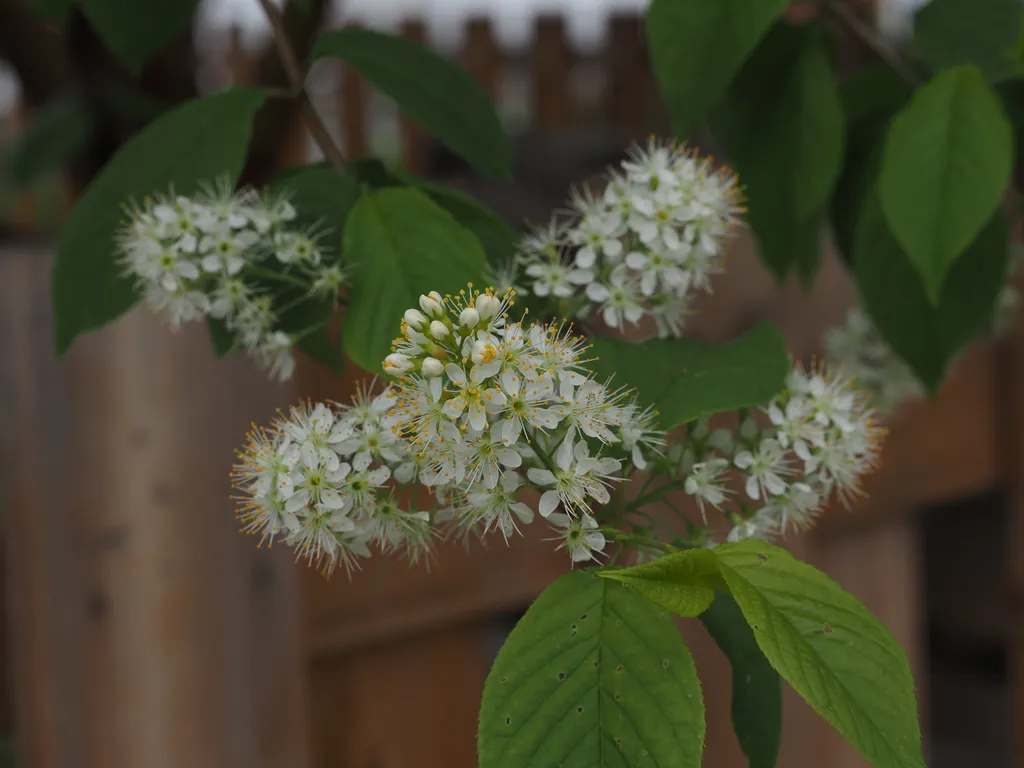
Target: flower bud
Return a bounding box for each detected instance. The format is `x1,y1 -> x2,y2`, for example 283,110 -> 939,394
383,353 -> 414,374
419,292 -> 443,317
429,320 -> 449,340
459,307 -> 480,329
421,357 -> 443,377
403,308 -> 427,330
475,294 -> 499,320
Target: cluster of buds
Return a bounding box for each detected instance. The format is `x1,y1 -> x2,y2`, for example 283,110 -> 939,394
117,180 -> 347,380
515,139 -> 744,337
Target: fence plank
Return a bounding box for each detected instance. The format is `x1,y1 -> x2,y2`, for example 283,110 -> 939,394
463,17 -> 500,99
309,624 -> 486,768
398,19 -> 429,174
531,16 -> 573,131
0,245 -> 310,768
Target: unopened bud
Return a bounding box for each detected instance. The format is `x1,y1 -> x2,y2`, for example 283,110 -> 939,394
419,292 -> 443,317
476,294 -> 499,320
403,308 -> 427,330
383,353 -> 414,374
421,358 -> 443,377
429,320 -> 449,340
459,307 -> 480,329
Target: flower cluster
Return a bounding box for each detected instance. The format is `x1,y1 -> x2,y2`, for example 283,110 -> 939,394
514,139 -> 743,337
232,388 -> 429,574
673,364 -> 883,543
117,180 -> 347,381
823,308 -> 924,415
386,286 -> 664,561
232,284 -> 667,572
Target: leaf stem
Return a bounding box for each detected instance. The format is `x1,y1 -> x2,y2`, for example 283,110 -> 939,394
243,262 -> 311,290
825,1 -> 922,87
256,0 -> 348,170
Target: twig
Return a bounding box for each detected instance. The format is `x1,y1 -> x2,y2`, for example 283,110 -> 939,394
825,1 -> 922,87
255,0 -> 347,170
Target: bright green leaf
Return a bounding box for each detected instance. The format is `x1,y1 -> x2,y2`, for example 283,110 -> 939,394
393,170 -> 518,267
701,592 -> 782,768
342,187 -> 487,373
588,321 -> 790,430
25,0 -> 72,25
601,548 -> 721,617
880,65 -> 1013,303
854,192 -> 1009,393
311,28 -> 511,179
716,25 -> 843,280
78,0 -> 201,75
52,87 -> 266,354
3,91 -> 96,190
646,0 -> 789,139
478,570 -> 705,768
715,539 -> 924,768
913,0 -> 1022,73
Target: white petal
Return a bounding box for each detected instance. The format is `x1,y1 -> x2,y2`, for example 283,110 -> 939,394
527,468 -> 556,486
539,490 -> 561,518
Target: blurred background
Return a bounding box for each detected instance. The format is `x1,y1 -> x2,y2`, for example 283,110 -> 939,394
1,0 -> 1020,766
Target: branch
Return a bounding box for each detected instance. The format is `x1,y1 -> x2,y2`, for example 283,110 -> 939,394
825,1 -> 922,87
255,0 -> 346,170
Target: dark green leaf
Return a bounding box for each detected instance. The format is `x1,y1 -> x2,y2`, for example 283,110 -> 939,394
25,0 -> 72,25
839,63 -> 914,129
311,28 -> 511,179
715,540 -> 924,768
52,87 -> 266,354
854,192 -> 1009,393
342,187 -> 487,372
701,592 -> 782,768
913,0 -> 1022,72
716,25 -> 843,281
646,0 -> 790,139
78,0 -> 201,75
4,91 -> 96,189
478,570 -> 705,768
880,65 -> 1013,303
269,164 -> 362,257
393,170 -> 518,267
207,317 -> 234,358
588,321 -> 790,430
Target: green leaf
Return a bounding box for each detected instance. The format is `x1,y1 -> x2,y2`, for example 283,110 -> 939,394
646,0 -> 790,139
78,0 -> 201,75
3,91 -> 96,190
715,540 -> 924,768
52,87 -> 266,354
602,548 -> 721,617
342,187 -> 487,373
854,192 -> 1009,393
879,65 -> 1013,304
716,25 -> 843,280
311,28 -> 511,179
478,570 -> 705,768
913,0 -> 1022,73
206,317 -> 234,359
700,592 -> 782,768
25,0 -> 73,25
393,170 -> 518,267
588,321 -> 789,430
831,65 -> 912,266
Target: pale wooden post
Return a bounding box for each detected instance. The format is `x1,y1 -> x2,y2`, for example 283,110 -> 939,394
0,245 -> 311,768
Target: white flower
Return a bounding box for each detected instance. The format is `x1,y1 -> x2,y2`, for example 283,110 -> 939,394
526,438 -> 621,518
146,286 -> 210,329
495,370 -> 561,446
548,512 -> 607,563
458,424 -> 523,489
684,458 -> 730,519
419,291 -> 443,317
460,307 -> 480,329
615,403 -> 665,470
460,474 -> 535,539
421,357 -> 443,377
525,260 -> 591,298
625,248 -> 691,297
584,266 -> 645,329
199,224 -> 259,275
734,438 -> 791,501
254,331 -> 296,381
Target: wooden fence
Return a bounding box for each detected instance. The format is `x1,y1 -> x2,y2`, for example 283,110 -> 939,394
2,8 -> 1023,768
